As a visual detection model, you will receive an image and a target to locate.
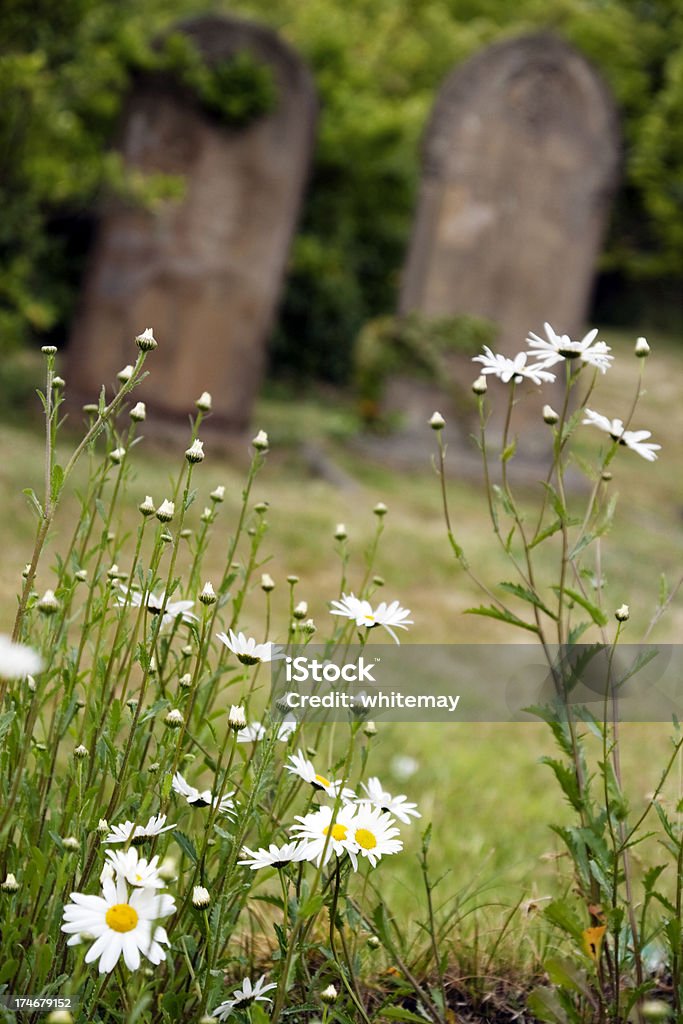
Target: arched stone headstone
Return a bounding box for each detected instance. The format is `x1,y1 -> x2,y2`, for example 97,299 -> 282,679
68,14 -> 317,430
400,33 -> 620,359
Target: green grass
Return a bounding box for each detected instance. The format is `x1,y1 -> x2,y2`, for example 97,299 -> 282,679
1,328 -> 681,952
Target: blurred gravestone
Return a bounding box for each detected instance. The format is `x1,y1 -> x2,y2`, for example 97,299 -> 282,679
68,14 -> 316,430
400,33 -> 620,360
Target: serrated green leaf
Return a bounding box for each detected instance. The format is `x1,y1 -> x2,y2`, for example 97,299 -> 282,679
464,604 -> 538,634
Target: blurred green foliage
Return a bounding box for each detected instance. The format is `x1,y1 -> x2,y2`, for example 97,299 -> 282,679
1,0 -> 681,377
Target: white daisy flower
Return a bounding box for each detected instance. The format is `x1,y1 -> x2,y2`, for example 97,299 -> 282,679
171,772 -> 236,817
117,585 -> 197,629
104,848 -> 164,889
285,749 -> 355,800
212,974 -> 276,1019
526,322 -> 613,373
360,777 -> 421,824
329,594 -> 412,644
61,874 -> 175,973
582,409 -> 661,462
103,814 -> 176,845
346,804 -> 403,869
236,721 -> 266,743
0,635 -> 43,679
238,841 -> 305,870
472,347 -> 556,385
216,629 -> 284,665
290,804 -> 359,867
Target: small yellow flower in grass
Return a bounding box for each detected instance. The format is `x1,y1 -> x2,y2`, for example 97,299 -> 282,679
192,885 -> 211,909
582,925 -> 607,962
1,872 -> 19,893
196,391 -> 212,412
61,874 -> 175,973
135,327 -> 158,352
252,429 -> 269,451
346,804 -> 403,869
290,804 -> 358,867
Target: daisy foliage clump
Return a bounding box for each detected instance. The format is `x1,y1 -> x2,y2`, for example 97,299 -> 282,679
434,328 -> 678,1022
0,336 -> 432,1023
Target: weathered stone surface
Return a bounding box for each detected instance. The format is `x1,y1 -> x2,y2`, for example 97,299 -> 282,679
68,14 -> 317,429
400,33 -> 620,357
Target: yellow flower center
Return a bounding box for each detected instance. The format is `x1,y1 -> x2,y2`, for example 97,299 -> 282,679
355,828 -> 377,850
364,615 -> 374,622
314,774 -> 331,788
105,903 -> 139,933
323,823 -> 348,841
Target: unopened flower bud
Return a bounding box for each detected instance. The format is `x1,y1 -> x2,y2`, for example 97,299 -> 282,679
74,569 -> 87,582
179,674 -> 192,689
181,644 -> 193,658
261,573 -> 275,592
185,439 -> 205,464
192,885 -> 211,909
367,935 -> 381,950
41,345 -> 57,356
96,818 -> 109,837
1,872 -> 19,893
287,575 -> 299,585
22,564 -> 31,578
364,721 -> 377,737
429,410 -> 446,429
148,762 -> 160,774
199,581 -> 216,605
110,447 -> 126,465
82,403 -> 98,415
38,589 -> 59,615
543,405 -> 559,425
160,531 -> 173,544
254,501 -> 269,514
196,391 -> 212,412
156,499 -> 174,523
118,365 -> 134,383
52,375 -> 65,389
106,564 -> 120,581
293,601 -> 308,620
27,675 -> 37,693
229,705 -> 247,731
139,495 -> 155,517
135,327 -> 157,352
301,618 -> 316,635
252,429 -> 269,451
130,401 -> 146,422
334,523 -> 347,541
321,985 -> 338,1005
615,604 -> 630,622
201,507 -> 214,523
210,485 -> 225,503
601,470 -> 612,482
62,836 -> 79,852
373,502 -> 388,517
74,745 -> 89,760
165,708 -> 184,729
635,336 -> 650,358
373,575 -> 385,587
